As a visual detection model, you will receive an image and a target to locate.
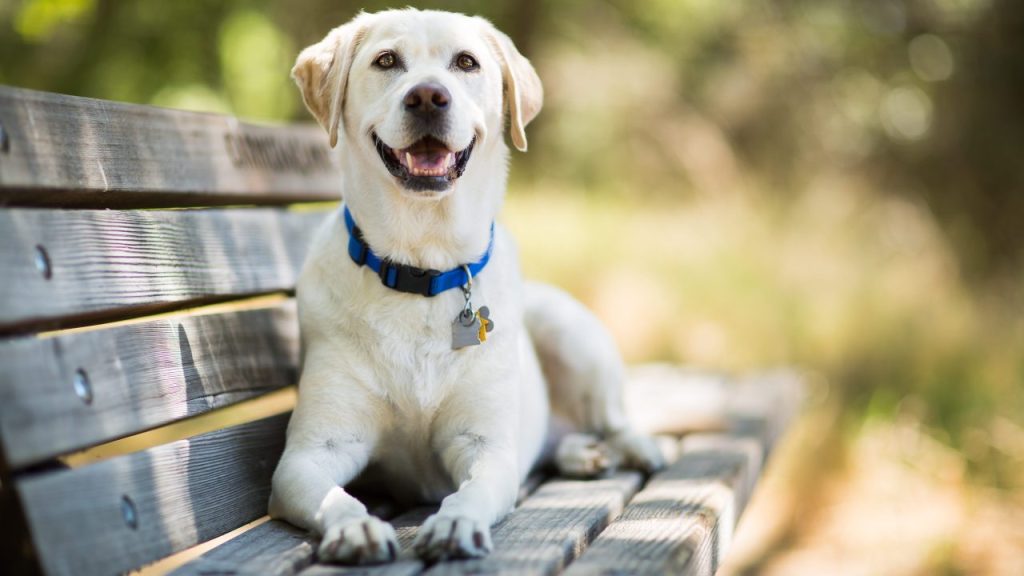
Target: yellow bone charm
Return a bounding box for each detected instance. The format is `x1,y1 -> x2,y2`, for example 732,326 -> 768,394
476,306 -> 494,342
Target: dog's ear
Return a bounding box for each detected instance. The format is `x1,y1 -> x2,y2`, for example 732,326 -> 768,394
292,20 -> 366,148
483,25 -> 543,152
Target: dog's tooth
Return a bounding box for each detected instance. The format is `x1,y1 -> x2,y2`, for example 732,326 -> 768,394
405,152 -> 414,168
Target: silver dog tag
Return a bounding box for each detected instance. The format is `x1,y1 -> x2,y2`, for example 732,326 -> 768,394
452,309 -> 482,349
452,306 -> 495,350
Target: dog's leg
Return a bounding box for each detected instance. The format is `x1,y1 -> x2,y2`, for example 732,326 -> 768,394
268,363 -> 398,565
524,282 -> 666,477
412,382 -> 522,562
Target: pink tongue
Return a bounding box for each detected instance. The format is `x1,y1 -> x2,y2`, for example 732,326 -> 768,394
408,150 -> 450,171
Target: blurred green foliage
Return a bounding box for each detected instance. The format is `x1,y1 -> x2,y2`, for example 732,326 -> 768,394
2,0 -> 1021,498
3,0 -> 1021,279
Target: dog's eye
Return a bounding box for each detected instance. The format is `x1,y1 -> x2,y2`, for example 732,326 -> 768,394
455,53 -> 479,72
374,51 -> 397,69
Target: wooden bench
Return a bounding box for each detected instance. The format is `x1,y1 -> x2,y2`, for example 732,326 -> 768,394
0,86 -> 803,576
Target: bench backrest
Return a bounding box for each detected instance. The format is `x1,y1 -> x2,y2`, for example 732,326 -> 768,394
0,86 -> 335,575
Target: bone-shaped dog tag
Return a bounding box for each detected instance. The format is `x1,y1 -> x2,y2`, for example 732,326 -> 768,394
476,306 -> 494,342
452,309 -> 482,349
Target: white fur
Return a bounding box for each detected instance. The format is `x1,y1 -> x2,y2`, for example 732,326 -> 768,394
269,9 -> 662,565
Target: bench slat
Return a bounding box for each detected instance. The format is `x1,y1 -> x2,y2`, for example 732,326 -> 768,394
562,435 -> 764,576
16,413 -> 289,576
290,474 -> 643,576
174,473 -> 640,576
424,472 -> 643,576
562,370 -> 805,576
301,560 -> 425,576
155,372 -> 802,576
0,86 -> 341,207
0,207 -> 327,332
0,300 -> 298,470
169,520 -> 317,576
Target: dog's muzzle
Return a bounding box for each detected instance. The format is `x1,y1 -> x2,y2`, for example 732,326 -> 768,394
373,82 -> 475,192
373,134 -> 475,192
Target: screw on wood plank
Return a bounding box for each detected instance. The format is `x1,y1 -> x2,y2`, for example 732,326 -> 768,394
0,122 -> 8,153
34,245 -> 52,279
121,495 -> 138,529
74,369 -> 93,405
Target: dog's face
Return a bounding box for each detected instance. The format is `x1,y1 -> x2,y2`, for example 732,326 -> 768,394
293,10 -> 542,198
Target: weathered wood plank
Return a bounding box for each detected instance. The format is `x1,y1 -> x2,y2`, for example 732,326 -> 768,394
167,511 -> 431,576
425,472 -> 643,576
180,473 -> 553,576
0,86 -> 341,207
290,474 -> 642,576
16,413 -> 289,576
562,434 -> 765,576
0,300 -> 299,470
300,564 -> 424,576
0,207 -> 329,333
301,560 -> 424,576
564,370 -> 804,576
168,520 -> 318,576
144,369 -> 802,576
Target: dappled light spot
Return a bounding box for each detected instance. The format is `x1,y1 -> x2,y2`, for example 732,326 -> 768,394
909,34 -> 955,82
880,86 -> 933,141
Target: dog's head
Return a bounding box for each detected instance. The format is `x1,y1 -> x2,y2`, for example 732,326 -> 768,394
292,9 -> 542,197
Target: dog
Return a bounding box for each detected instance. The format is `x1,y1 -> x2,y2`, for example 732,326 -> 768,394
268,8 -> 664,565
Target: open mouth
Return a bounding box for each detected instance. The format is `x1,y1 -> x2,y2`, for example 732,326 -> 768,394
373,133 -> 475,192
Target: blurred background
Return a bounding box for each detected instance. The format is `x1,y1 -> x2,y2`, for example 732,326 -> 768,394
2,0 -> 1022,573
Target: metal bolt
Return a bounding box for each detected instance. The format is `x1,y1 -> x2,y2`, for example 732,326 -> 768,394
34,245 -> 52,280
121,495 -> 138,529
73,369 -> 93,405
0,122 -> 8,154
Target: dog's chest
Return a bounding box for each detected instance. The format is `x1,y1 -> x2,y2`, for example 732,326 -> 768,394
356,299 -> 474,502
351,291 -> 475,406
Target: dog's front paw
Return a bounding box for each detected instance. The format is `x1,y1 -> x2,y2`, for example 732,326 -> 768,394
555,433 -> 616,478
319,516 -> 398,565
610,430 -> 667,473
413,513 -> 493,561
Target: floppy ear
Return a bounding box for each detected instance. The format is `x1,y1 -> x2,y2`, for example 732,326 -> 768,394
484,25 -> 543,152
292,20 -> 366,148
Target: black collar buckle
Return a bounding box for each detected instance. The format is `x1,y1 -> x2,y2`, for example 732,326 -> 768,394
379,260 -> 442,296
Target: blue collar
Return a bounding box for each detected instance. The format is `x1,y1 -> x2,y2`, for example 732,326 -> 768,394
343,205 -> 494,297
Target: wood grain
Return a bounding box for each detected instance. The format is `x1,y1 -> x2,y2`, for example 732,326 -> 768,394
300,561 -> 425,576
16,413 -> 289,576
0,301 -> 299,470
179,471 -> 555,575
176,508 -> 434,576
0,86 -> 341,208
165,371 -> 803,576
424,473 -> 643,576
562,434 -> 764,576
168,520 -> 317,576
0,207 -> 328,332
287,474 -> 641,576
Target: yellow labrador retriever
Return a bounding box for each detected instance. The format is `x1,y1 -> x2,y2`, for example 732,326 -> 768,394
269,8 -> 663,565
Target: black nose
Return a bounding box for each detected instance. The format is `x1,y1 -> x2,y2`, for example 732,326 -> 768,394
403,82 -> 450,115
